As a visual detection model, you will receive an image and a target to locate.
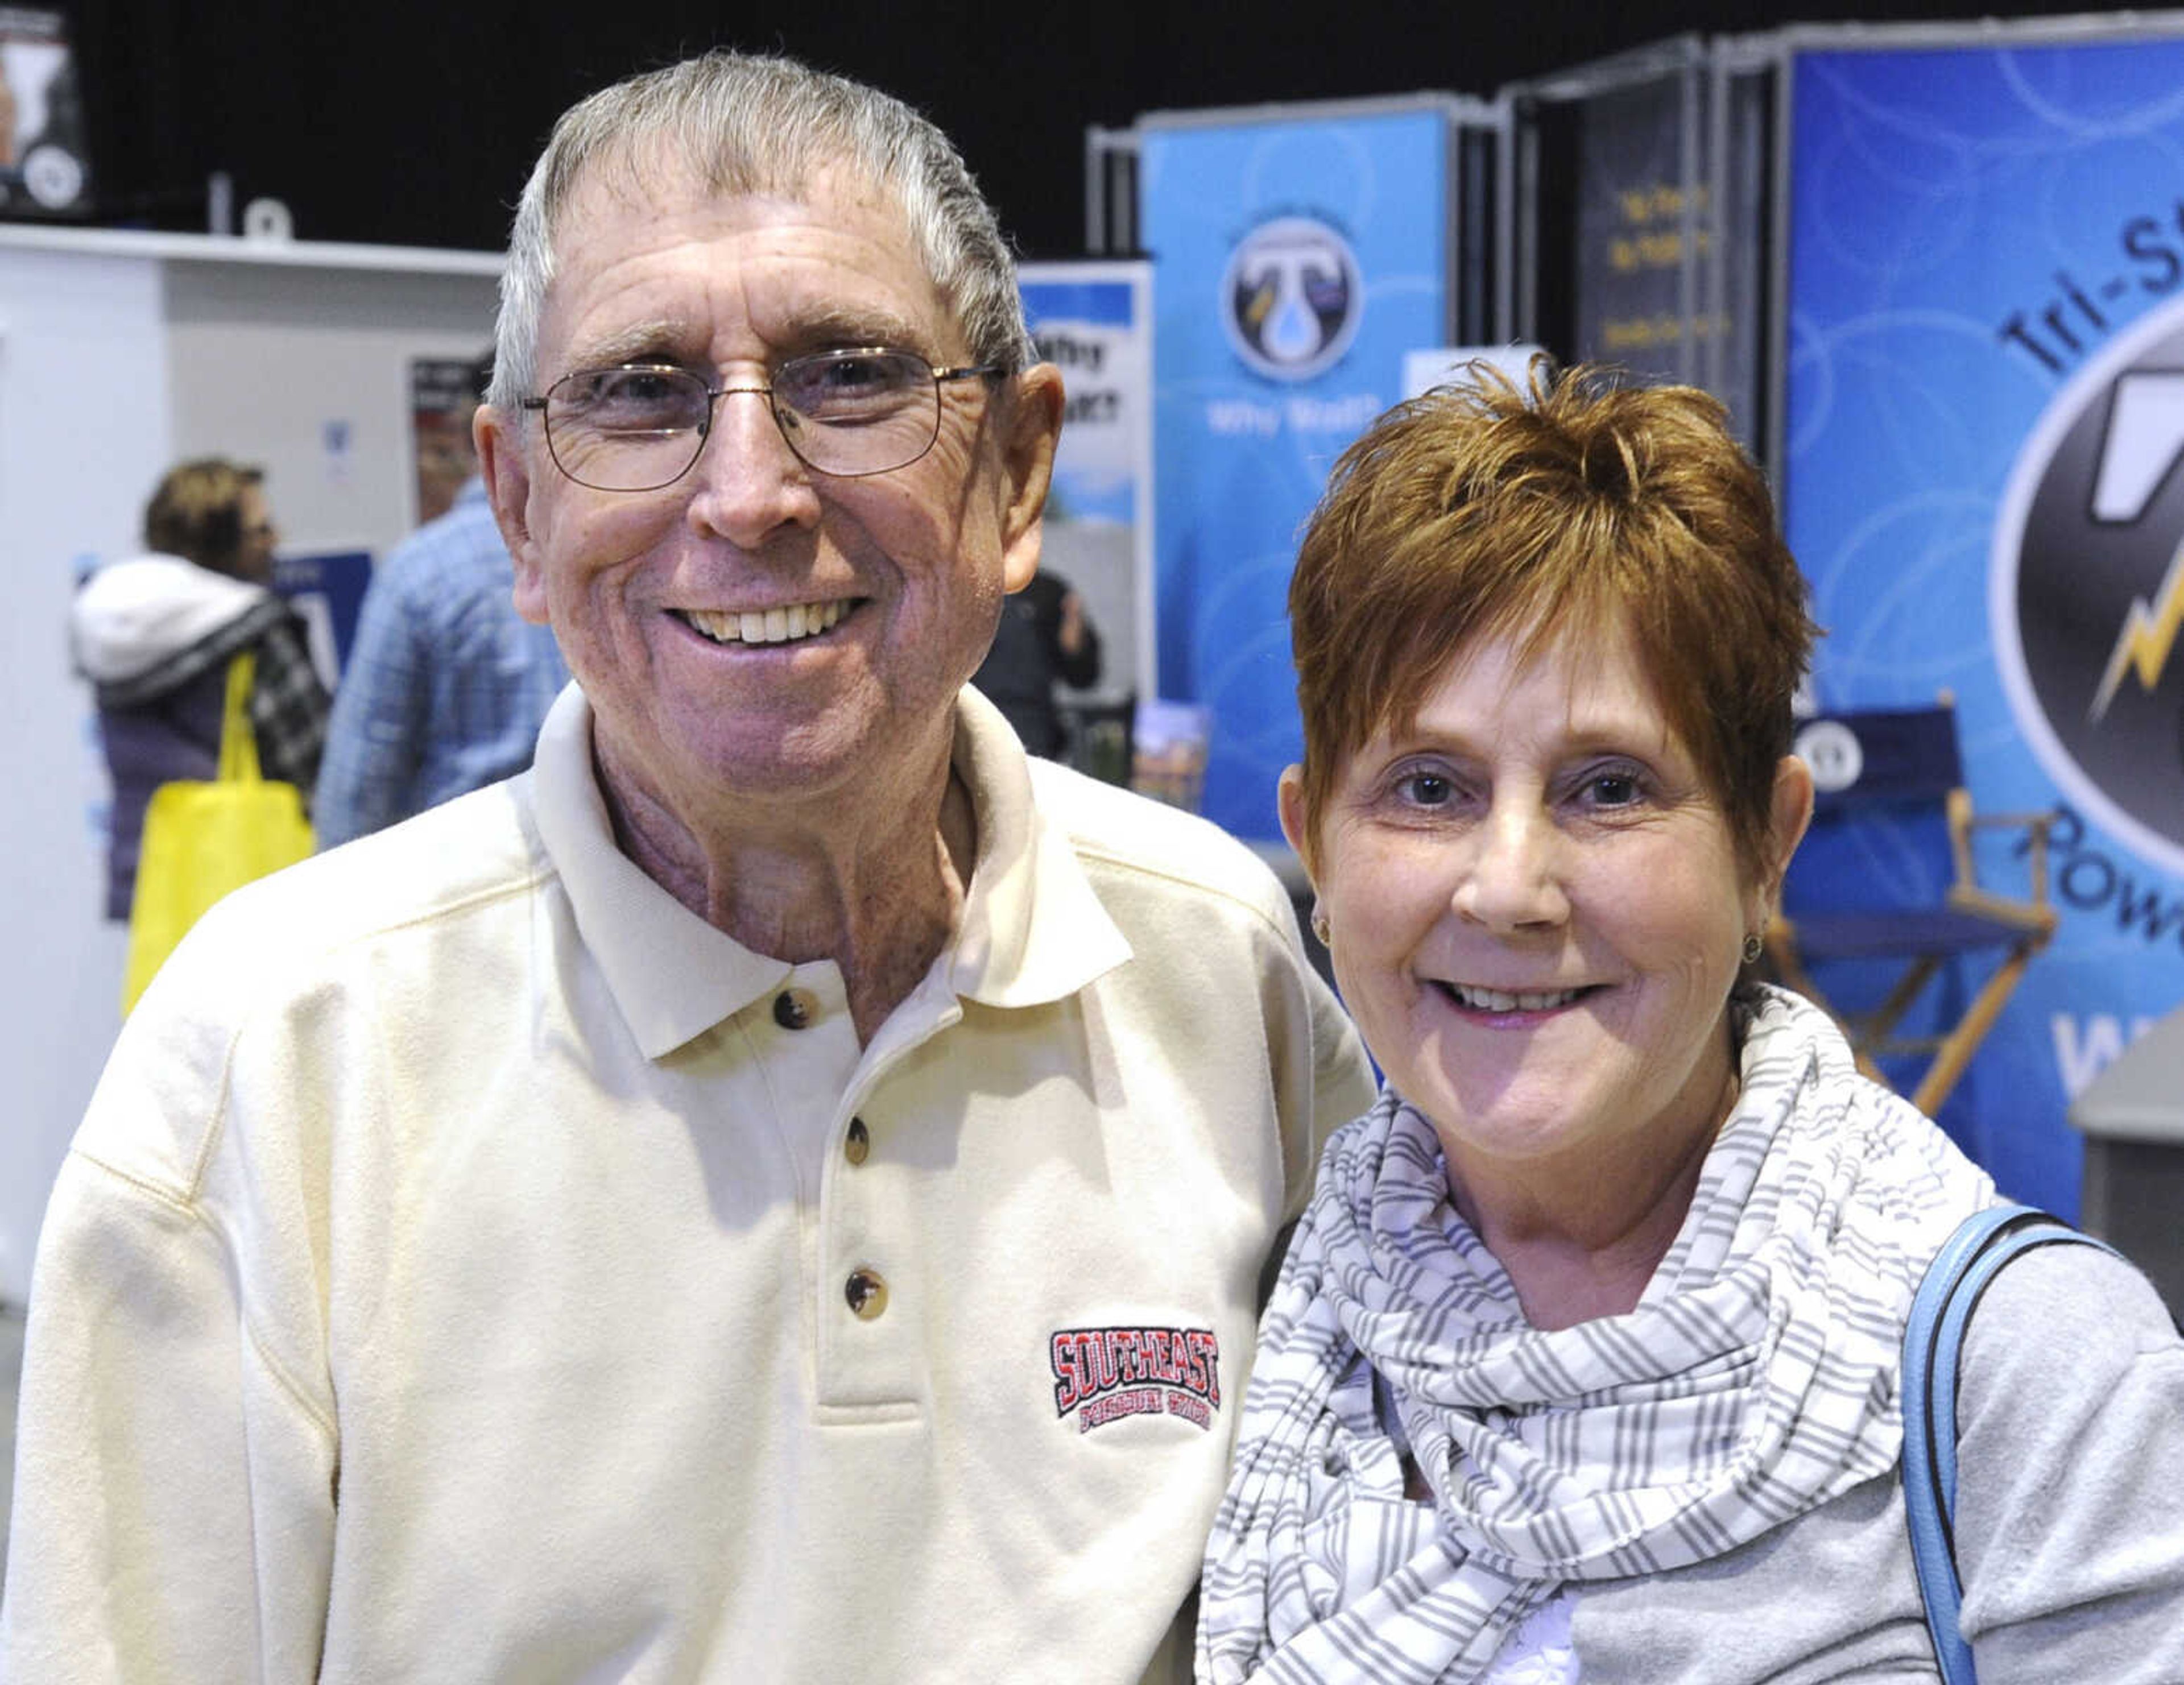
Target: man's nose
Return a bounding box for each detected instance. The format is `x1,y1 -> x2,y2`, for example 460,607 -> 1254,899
1451,801 -> 1569,933
683,389 -> 823,545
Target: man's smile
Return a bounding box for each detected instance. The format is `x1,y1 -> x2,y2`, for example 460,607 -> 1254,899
673,599 -> 862,646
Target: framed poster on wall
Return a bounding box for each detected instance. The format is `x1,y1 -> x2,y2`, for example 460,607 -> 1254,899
0,6 -> 90,220
410,355 -> 481,527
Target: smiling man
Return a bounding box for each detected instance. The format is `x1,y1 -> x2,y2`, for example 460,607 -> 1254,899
0,51 -> 1371,1685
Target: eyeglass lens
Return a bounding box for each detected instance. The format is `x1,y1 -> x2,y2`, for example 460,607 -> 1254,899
542,350 -> 948,491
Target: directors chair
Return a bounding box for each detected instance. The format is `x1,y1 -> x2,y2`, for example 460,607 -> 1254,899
1764,699 -> 2059,1115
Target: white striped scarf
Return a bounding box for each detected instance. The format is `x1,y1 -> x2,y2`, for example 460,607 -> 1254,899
1197,984 -> 1993,1684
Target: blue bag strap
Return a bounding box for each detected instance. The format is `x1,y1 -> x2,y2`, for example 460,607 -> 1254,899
1901,1203 -> 2120,1685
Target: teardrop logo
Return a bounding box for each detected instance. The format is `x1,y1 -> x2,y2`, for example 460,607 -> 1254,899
1221,216 -> 1362,382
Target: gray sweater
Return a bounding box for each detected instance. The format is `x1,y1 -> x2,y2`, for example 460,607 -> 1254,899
1570,1240 -> 2184,1681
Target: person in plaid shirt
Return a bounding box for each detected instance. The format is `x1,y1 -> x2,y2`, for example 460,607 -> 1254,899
69,457 -> 330,919
312,355 -> 570,848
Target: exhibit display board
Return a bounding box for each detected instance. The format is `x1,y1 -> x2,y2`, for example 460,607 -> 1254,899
1782,27 -> 2184,1213
1140,103 -> 1452,838
1018,261 -> 1153,709
1566,53 -> 1709,390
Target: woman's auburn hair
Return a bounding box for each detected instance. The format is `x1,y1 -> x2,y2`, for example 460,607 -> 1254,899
1288,360 -> 1818,879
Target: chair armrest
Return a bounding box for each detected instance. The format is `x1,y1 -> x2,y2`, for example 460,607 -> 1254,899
1947,792 -> 2059,907
1962,809 -> 2058,834
1943,882 -> 2059,937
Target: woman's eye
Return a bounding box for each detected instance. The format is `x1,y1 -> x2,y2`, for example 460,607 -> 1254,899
1585,770 -> 1643,807
1394,771 -> 1455,808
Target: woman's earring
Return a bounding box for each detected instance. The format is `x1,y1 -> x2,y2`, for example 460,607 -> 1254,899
1742,930 -> 1765,966
1310,906 -> 1331,947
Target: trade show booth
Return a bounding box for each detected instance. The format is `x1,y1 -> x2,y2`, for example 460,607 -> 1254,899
1083,10 -> 2184,1228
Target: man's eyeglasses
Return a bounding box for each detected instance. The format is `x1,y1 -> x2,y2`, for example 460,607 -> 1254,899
521,348 -> 1004,492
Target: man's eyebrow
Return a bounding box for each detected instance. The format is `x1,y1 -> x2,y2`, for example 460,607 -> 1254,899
778,306 -> 934,354
562,320 -> 701,371
556,307 -> 947,377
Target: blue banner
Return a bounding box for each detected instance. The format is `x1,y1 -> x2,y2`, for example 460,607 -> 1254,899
1142,107 -> 1449,838
1784,35 -> 2184,1212
1020,263 -> 1153,709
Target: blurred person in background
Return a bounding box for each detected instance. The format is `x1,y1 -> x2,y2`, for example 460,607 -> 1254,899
971,564 -> 1101,758
313,352 -> 569,847
69,457 -> 329,918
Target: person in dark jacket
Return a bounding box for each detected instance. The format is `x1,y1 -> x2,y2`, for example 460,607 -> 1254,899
69,458 -> 331,918
971,566 -> 1101,758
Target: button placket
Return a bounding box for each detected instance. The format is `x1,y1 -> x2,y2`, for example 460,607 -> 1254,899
813,997 -> 936,1407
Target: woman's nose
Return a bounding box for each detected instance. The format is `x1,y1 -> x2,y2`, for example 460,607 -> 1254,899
1452,802 -> 1569,932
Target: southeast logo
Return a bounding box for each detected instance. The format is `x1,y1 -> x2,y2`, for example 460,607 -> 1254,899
1050,1324 -> 1221,1433
1993,293 -> 2184,879
1222,216 -> 1362,382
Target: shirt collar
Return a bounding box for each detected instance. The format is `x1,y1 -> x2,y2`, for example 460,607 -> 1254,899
948,684 -> 1134,1009
530,682 -> 1131,1059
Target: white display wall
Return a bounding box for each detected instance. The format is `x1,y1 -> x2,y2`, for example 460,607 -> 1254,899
0,225 -> 501,1305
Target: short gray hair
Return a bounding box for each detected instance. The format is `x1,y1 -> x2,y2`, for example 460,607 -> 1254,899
489,52 -> 1036,413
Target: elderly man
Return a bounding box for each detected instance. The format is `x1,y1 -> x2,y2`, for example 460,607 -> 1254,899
1,51 -> 1371,1684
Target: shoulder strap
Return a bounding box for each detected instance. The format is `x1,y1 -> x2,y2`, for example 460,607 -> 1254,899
1900,1203 -> 2120,1685
216,651 -> 263,784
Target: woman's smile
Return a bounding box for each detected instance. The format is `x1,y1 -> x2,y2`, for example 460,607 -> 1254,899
1430,979 -> 1600,1016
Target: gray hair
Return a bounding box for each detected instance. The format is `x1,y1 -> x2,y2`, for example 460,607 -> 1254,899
489,52 -> 1036,413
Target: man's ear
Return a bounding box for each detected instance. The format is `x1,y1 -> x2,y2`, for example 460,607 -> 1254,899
1277,764 -> 1318,884
475,403 -> 549,626
996,363 -> 1064,594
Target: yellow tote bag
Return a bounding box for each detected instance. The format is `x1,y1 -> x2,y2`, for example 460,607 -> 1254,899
122,652 -> 315,1013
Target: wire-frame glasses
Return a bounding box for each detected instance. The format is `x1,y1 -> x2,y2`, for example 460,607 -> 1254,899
521,348 -> 1003,492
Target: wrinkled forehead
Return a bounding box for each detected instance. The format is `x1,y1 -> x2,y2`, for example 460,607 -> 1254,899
541,147 -> 956,355
552,135 -> 929,282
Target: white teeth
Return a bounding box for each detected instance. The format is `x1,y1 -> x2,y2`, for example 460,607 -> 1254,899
682,601 -> 847,645
1449,983 -> 1584,1013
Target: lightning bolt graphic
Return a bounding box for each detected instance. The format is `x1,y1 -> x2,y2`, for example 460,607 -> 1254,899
2091,536 -> 2184,721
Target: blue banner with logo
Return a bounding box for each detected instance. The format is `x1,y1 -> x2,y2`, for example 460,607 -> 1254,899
1141,107 -> 1450,839
1784,34 -> 2184,1213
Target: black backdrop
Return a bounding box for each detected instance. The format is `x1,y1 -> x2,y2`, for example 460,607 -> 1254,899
63,0 -> 2062,260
